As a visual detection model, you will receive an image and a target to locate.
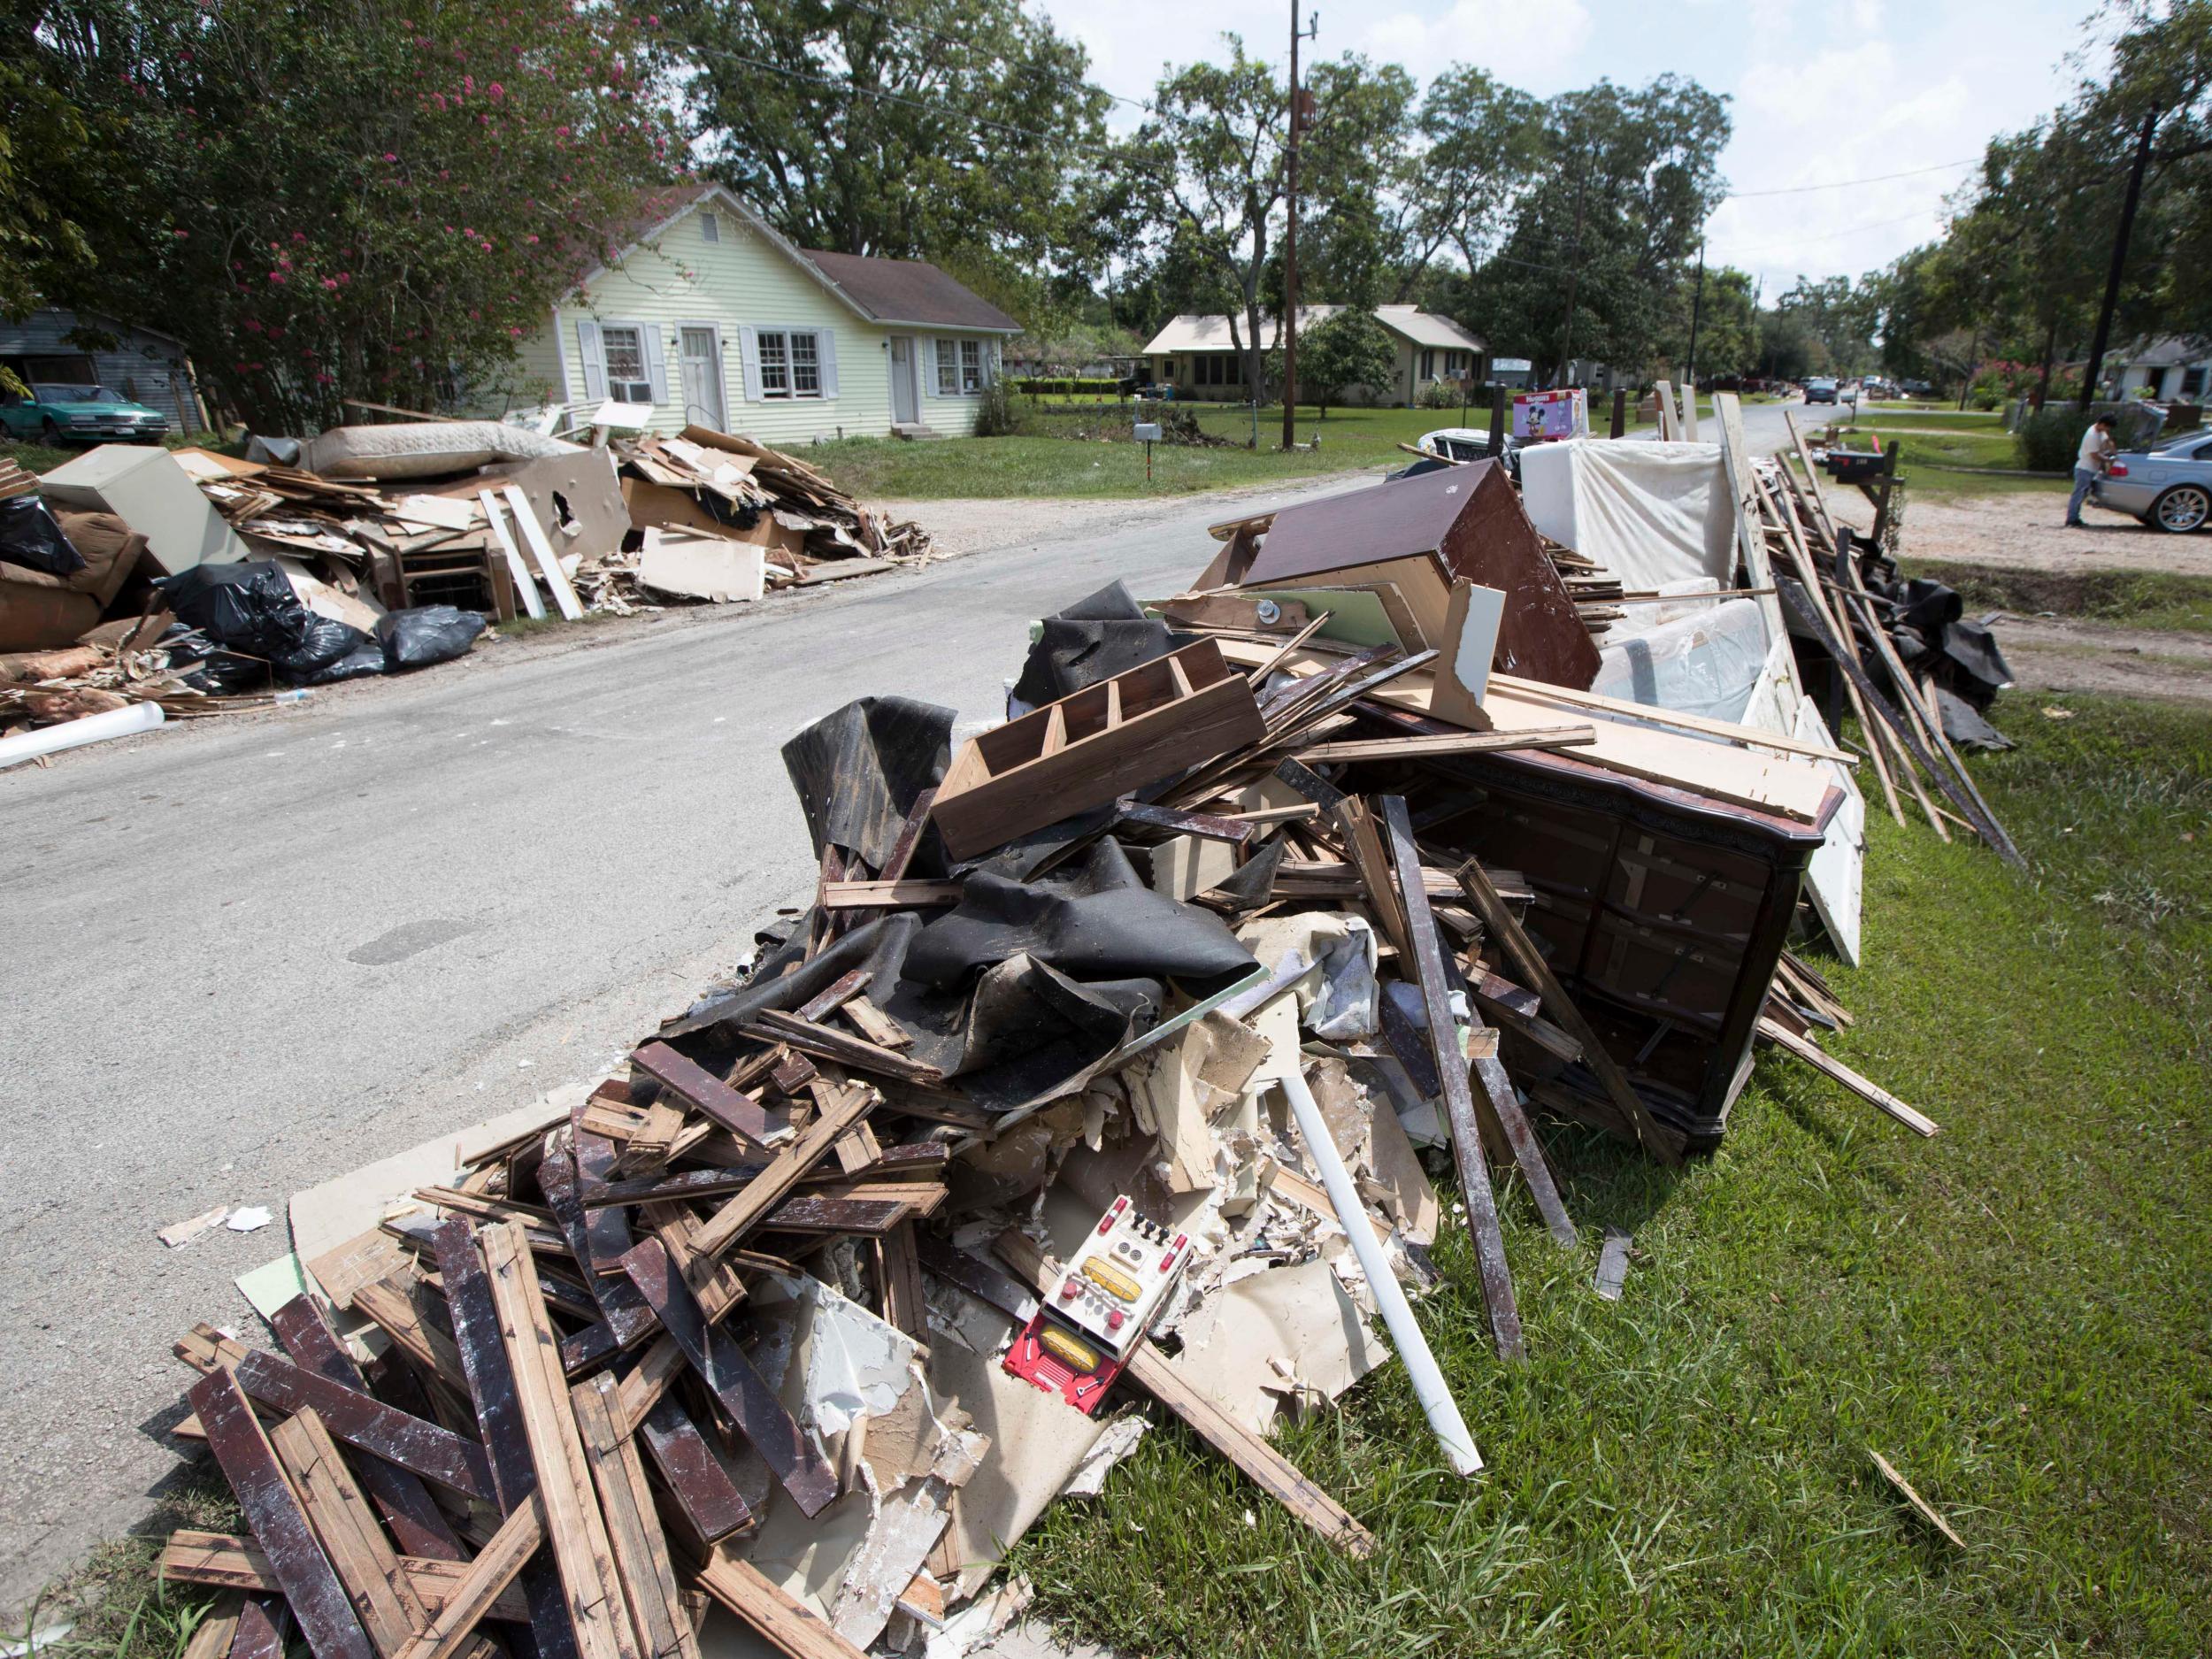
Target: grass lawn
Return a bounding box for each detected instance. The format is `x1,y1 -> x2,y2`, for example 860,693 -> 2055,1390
812,403 -> 1455,499
1906,563 -> 2212,636
38,695 -> 2211,1659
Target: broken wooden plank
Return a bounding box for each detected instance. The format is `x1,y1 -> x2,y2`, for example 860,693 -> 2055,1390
839,996 -> 910,1051
1294,726 -> 1595,763
635,1393 -> 753,1544
741,1011 -> 942,1085
818,879 -> 962,910
619,1238 -> 840,1518
1376,796 -> 1524,1361
687,1083 -> 879,1264
188,1367 -> 378,1659
795,968 -> 872,1024
391,1496 -> 547,1659
692,1546 -> 867,1659
630,1042 -> 795,1149
480,1219 -> 644,1659
269,1409 -> 431,1658
1455,858 -> 1686,1167
231,1351 -> 495,1502
1868,1448 -> 1966,1549
1756,1018 -> 1939,1137
874,1221 -> 928,1342
229,1600 -> 290,1659
572,1374 -> 698,1659
1111,799 -> 1256,844
270,1296 -> 465,1563
539,1140 -> 661,1349
159,1535 -> 531,1624
758,1194 -> 913,1236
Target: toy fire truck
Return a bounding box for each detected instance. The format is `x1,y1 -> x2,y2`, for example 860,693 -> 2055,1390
1002,1195 -> 1197,1414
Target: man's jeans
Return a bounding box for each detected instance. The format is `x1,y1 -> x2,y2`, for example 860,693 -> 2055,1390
2068,466 -> 2099,524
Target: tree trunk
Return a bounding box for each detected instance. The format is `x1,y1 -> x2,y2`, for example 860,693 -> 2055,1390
2033,319 -> 2060,411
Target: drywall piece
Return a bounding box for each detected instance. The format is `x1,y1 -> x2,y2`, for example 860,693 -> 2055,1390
274,557 -> 385,633
1148,833 -> 1238,902
483,449 -> 632,566
1059,1417 -> 1148,1498
501,483 -> 584,620
1166,1259 -> 1388,1436
478,492 -> 545,621
1594,1229 -> 1632,1301
1795,697 -> 1865,966
637,528 -> 766,603
39,445 -> 250,574
388,495 -> 480,533
1427,580 -> 1505,731
1125,1012 -> 1271,1194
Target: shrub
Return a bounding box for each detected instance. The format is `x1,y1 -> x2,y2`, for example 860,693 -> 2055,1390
1010,375 -> 1123,396
1418,379 -> 1461,411
2017,407 -> 2093,472
972,376 -> 1026,437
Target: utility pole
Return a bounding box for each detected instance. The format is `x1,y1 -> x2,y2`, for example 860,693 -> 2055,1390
1685,239 -> 1707,393
1557,146 -> 1591,387
2079,106 -> 2160,411
1280,5 -> 1317,451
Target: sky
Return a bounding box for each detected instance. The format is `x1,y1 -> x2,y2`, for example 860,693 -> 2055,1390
1034,0 -> 2116,300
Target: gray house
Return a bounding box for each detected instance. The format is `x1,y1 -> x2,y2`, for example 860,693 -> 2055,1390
1,307 -> 204,430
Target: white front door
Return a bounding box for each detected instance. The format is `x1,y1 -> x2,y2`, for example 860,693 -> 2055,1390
890,336 -> 918,425
679,326 -> 726,430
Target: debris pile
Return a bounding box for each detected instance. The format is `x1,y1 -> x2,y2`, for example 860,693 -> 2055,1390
150,403 -> 1955,1659
0,423 -> 933,762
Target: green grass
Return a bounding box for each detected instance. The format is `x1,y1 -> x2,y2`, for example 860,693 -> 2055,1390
34,702 -> 2212,1659
1908,563 -> 2212,636
813,403 -> 1464,498
1007,692 -> 2212,1657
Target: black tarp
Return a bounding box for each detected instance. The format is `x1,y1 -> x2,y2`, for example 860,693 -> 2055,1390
780,696 -> 953,872
1010,580 -> 1190,708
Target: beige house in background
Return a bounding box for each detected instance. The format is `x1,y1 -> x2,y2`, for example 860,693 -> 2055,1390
1140,305 -> 1487,405
479,183 -> 1020,443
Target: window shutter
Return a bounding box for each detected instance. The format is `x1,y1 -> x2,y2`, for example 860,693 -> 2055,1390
738,326 -> 763,403
576,319 -> 607,402
818,331 -> 839,398
641,326 -> 668,403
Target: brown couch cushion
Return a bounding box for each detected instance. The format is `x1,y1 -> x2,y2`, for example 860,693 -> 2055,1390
52,510 -> 149,607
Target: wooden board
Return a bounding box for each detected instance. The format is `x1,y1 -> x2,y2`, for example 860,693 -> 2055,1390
1757,1018 -> 1939,1136
480,1220 -> 644,1659
1294,726 -> 1591,763
538,1141 -> 660,1349
232,1351 -> 495,1501
740,1011 -> 941,1086
692,1548 -> 867,1659
635,1394 -> 753,1543
188,1368 -> 379,1659
931,639 -> 1269,859
686,1083 -> 879,1264
392,1497 -> 547,1659
1376,796 -> 1525,1361
572,1375 -> 697,1659
160,1535 -> 531,1623
502,484 -> 582,621
618,1239 -> 840,1518
630,1042 -> 795,1148
269,1409 -> 430,1658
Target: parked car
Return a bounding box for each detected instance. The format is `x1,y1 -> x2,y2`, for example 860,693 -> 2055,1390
1416,426 -> 1521,482
0,381 -> 171,444
1901,380 -> 1934,399
1862,377 -> 1899,400
1804,378 -> 1839,405
2093,429 -> 2212,533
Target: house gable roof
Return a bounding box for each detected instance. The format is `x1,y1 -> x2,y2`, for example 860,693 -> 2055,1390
572,183 -> 1017,334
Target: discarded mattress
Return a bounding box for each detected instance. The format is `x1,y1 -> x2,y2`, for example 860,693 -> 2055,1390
302,420 -> 583,481
1520,438 -> 1735,595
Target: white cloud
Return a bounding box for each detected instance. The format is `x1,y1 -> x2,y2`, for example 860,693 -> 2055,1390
1354,1 -> 1594,89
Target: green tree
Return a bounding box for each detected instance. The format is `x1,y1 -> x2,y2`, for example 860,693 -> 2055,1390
0,59 -> 96,327
659,0 -> 1110,319
35,0 -> 675,431
1469,76 -> 1731,385
1403,66 -> 1544,295
1294,307 -> 1396,417
1656,265 -> 1758,380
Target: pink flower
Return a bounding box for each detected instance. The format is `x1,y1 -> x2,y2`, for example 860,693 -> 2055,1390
173,228 -> 189,239
291,231 -> 307,242
267,271 -> 287,283
524,234 -> 539,244
242,319 -> 264,333
384,152 -> 398,162
488,81 -> 504,99
556,125 -> 570,137
509,326 -> 525,336
321,277 -> 340,289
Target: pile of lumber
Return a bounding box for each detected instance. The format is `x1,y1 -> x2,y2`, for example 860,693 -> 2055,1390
1755,416 -> 2024,868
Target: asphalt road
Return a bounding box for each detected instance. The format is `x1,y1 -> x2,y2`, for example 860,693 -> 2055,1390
0,474 -> 1374,1611
0,408 -> 1814,1611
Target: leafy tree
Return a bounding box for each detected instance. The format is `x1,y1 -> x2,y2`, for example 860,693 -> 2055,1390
1655,264 -> 1758,380
1469,76 -> 1730,385
1294,306 -> 1396,416
1772,275 -> 1882,375
35,0 -> 675,432
659,0 -> 1110,318
0,58 -> 96,328
1402,66 -> 1543,294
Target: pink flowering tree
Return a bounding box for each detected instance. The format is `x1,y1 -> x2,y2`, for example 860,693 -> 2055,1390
36,0 -> 680,431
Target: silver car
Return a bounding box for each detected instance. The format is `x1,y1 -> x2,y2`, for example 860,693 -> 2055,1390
2094,429 -> 2212,532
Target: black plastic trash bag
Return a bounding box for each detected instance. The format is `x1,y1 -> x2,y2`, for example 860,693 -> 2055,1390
183,651 -> 273,694
273,615 -> 370,681
296,638 -> 388,685
157,561 -> 314,660
376,604 -> 487,671
0,495 -> 86,576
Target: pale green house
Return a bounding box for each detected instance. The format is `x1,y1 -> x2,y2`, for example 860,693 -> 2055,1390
484,183 -> 1019,443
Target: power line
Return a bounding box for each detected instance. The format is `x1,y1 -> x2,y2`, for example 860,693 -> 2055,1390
1721,157 -> 1980,198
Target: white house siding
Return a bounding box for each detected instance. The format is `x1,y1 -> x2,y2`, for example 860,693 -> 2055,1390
913,334 -> 1004,435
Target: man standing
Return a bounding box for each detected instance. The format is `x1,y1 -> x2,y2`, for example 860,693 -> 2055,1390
2068,414 -> 2119,527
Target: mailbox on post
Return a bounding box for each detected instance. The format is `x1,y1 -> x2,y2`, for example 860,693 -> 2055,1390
1134,420 -> 1163,480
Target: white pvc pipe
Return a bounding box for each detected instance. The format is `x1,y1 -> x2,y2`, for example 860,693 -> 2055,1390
0,700 -> 164,770
1279,1061 -> 1485,1478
